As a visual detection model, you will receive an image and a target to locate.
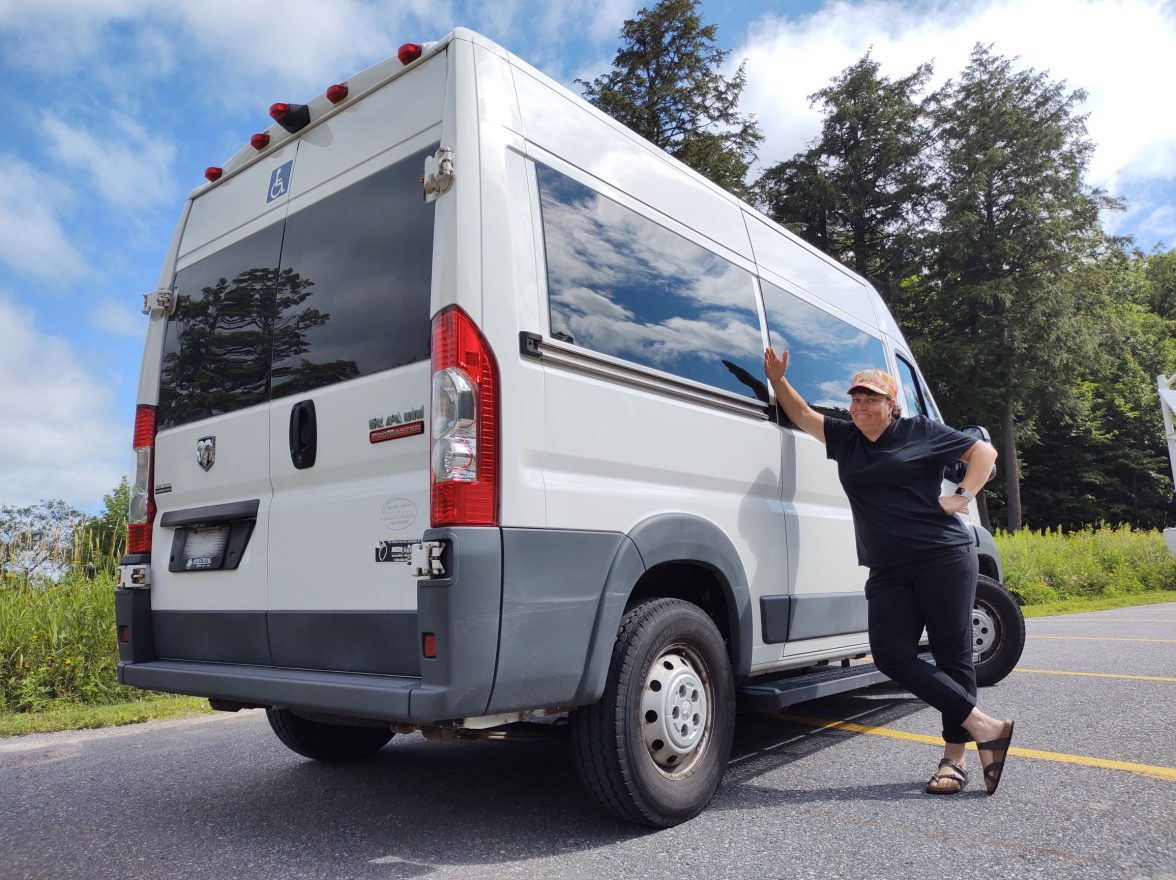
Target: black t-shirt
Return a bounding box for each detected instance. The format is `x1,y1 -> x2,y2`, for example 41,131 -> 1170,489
823,415 -> 977,567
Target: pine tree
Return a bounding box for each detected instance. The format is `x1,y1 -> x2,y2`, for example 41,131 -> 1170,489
756,52 -> 931,313
921,45 -> 1119,530
578,0 -> 762,196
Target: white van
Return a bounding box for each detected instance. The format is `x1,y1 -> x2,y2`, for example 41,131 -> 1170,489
117,28 -> 1024,827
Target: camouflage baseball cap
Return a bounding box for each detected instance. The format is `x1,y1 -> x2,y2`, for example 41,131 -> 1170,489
847,369 -> 898,399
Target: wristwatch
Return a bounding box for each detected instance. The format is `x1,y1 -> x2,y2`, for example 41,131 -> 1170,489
954,486 -> 975,501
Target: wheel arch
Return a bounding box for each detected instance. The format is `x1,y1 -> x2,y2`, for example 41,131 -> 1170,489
573,514 -> 753,705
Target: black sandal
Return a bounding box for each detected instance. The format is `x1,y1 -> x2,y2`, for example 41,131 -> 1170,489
926,757 -> 968,794
977,720 -> 1015,796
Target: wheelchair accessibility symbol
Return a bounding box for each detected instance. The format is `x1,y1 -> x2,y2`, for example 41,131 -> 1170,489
267,160 -> 293,203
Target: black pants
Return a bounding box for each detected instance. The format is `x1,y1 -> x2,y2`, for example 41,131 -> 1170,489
865,544 -> 979,743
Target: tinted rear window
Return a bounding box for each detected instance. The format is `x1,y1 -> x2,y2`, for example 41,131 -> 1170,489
158,145 -> 436,430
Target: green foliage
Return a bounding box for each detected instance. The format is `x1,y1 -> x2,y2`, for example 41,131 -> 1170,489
916,46 -> 1120,529
578,0 -> 762,196
995,526 -> 1176,606
0,571 -> 148,712
74,477 -> 130,579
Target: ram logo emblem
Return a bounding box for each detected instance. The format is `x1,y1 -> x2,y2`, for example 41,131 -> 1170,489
196,436 -> 216,472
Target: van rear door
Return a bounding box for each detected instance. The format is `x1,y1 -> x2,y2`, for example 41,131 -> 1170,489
149,144 -> 297,658
263,62 -> 444,677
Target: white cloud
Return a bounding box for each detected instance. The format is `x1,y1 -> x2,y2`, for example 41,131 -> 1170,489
0,157 -> 88,282
90,299 -> 146,338
0,295 -> 127,511
736,0 -> 1176,196
42,112 -> 178,212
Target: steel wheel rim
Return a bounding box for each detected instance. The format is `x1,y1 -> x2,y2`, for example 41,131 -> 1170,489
972,599 -> 1003,662
640,644 -> 713,778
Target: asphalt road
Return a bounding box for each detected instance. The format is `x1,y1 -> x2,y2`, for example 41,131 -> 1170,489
2,601 -> 1174,880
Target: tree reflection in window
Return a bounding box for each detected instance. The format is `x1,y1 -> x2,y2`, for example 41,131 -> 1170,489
159,264 -> 357,428
537,165 -> 763,401
761,280 -> 888,424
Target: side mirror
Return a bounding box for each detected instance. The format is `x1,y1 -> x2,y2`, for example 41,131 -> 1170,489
944,425 -> 997,485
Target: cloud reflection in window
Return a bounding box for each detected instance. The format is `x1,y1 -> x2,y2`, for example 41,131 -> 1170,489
537,165 -> 763,400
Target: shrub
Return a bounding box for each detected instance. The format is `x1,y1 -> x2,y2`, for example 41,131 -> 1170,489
995,525 -> 1176,604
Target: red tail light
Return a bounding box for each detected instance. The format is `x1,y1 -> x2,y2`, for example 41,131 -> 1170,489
430,306 -> 499,526
127,405 -> 157,555
398,43 -> 423,65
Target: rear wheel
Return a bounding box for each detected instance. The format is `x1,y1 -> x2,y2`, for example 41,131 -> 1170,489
266,708 -> 393,762
570,598 -> 735,827
972,574 -> 1026,686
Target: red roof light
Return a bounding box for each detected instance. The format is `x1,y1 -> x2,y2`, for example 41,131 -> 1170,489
269,102 -> 291,121
250,133 -> 270,150
398,43 -> 423,65
326,83 -> 349,104
204,166 -> 223,182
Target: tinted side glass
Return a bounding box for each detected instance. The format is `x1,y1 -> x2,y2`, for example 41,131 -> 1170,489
897,354 -> 943,420
536,165 -> 766,402
271,146 -> 436,398
159,222 -> 284,430
895,355 -> 928,417
761,281 -> 887,423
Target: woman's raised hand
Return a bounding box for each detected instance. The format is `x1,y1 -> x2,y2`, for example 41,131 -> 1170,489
764,347 -> 789,383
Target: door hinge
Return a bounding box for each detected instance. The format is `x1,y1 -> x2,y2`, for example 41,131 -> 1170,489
142,288 -> 176,317
408,541 -> 446,577
422,146 -> 455,202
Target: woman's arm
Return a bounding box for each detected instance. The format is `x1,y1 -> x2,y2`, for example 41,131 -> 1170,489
939,439 -> 999,515
764,348 -> 826,443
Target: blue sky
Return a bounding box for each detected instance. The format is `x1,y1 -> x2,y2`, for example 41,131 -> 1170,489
2,0 -> 1174,513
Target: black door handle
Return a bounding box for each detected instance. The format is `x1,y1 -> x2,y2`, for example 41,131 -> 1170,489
289,400 -> 317,469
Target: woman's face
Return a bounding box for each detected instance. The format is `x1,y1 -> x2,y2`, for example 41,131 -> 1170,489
850,391 -> 892,432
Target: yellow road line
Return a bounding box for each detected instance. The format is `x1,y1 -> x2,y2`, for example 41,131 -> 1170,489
1013,667 -> 1176,683
1032,619 -> 1176,623
777,713 -> 1176,782
1028,635 -> 1176,643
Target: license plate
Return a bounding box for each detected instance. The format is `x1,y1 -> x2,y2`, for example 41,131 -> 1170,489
180,526 -> 230,571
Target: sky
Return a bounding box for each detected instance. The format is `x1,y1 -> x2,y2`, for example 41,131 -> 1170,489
1,0 -> 1174,514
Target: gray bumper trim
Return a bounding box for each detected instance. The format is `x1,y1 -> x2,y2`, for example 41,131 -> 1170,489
120,660 -> 418,722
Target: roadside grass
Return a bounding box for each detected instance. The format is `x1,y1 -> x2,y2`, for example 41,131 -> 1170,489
1019,589 -> 1176,618
0,695 -> 211,737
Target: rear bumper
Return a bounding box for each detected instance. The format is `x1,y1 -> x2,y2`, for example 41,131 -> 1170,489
119,659 -> 418,721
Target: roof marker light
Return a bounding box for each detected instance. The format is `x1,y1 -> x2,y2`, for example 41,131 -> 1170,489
250,133 -> 270,150
204,167 -> 223,182
326,83 -> 349,104
269,102 -> 311,133
398,43 -> 423,65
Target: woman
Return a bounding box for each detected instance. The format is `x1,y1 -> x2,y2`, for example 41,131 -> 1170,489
764,347 -> 1014,795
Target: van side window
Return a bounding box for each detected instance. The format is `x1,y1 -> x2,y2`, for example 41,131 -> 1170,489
271,149 -> 435,398
895,354 -> 941,420
760,281 -> 887,424
158,146 -> 436,429
536,164 -> 766,402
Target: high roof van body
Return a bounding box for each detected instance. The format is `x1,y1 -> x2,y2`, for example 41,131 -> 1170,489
118,29 -> 1023,826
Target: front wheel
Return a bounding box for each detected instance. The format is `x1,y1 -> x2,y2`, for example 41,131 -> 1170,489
972,574 -> 1026,686
570,598 -> 735,827
266,708 -> 393,762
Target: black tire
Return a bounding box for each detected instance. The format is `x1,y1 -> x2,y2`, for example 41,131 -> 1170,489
266,708 -> 393,763
570,598 -> 735,827
972,574 -> 1026,686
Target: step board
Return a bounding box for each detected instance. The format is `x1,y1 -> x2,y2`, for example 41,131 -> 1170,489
736,661 -> 896,711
